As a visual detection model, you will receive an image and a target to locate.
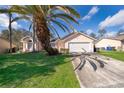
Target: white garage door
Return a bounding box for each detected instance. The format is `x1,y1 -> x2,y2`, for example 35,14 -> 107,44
69,42 -> 92,53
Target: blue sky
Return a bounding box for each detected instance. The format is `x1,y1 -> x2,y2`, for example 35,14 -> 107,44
72,5 -> 124,37
0,5 -> 124,38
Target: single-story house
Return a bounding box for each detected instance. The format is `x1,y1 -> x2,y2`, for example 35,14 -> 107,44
21,32 -> 96,53
20,36 -> 42,52
95,34 -> 124,51
52,32 -> 96,53
0,37 -> 16,53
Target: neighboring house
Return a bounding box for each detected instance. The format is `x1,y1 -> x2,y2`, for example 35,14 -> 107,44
116,34 -> 124,51
20,36 -> 42,52
21,32 -> 96,53
0,37 -> 16,53
95,38 -> 122,51
95,34 -> 124,51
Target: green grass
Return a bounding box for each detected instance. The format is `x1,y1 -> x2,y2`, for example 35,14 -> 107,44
0,52 -> 79,88
99,51 -> 124,61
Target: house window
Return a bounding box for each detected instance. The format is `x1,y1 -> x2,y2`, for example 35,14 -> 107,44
28,42 -> 32,50
27,40 -> 33,51
28,40 -> 32,42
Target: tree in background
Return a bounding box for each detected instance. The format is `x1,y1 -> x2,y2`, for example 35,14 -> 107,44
117,29 -> 124,36
89,32 -> 97,39
0,7 -> 29,53
98,29 -> 107,38
80,30 -> 97,39
0,29 -> 31,49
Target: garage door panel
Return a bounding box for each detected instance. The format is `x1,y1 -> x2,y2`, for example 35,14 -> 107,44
69,42 -> 92,53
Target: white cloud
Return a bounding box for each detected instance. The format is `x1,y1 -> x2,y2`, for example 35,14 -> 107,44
82,15 -> 91,20
82,6 -> 99,20
86,29 -> 93,35
0,14 -> 21,29
89,6 -> 99,14
99,10 -> 124,30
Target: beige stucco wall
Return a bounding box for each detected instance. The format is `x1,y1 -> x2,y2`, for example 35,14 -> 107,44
55,40 -> 64,52
22,41 -> 42,52
22,42 -> 26,52
95,39 -> 122,50
64,34 -> 94,49
55,34 -> 94,52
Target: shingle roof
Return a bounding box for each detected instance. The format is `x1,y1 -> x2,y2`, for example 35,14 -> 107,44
61,32 -> 96,42
115,34 -> 124,40
95,37 -> 122,44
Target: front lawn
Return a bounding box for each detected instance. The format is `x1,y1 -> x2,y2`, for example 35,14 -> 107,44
0,52 -> 79,88
99,51 -> 124,61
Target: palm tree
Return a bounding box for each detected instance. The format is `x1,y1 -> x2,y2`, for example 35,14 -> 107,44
29,18 -> 37,52
2,5 -> 80,55
8,13 -> 12,53
0,7 -> 29,53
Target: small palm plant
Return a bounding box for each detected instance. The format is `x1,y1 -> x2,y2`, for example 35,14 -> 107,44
1,5 -> 80,55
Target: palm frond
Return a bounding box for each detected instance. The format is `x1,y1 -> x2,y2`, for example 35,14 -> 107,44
54,16 -> 75,32
29,23 -> 33,32
50,13 -> 79,24
10,5 -> 30,14
48,24 -> 61,39
0,9 -> 10,13
11,15 -> 31,23
61,6 -> 80,18
50,19 -> 70,33
50,6 -> 80,18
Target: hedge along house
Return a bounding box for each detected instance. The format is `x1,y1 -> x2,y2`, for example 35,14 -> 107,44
21,32 -> 96,53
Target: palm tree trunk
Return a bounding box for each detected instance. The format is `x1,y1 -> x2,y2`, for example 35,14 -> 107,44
34,15 -> 59,55
8,13 -> 12,53
32,24 -> 35,52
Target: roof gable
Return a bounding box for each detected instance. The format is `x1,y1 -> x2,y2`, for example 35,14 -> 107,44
21,36 -> 33,42
61,32 -> 96,42
95,38 -> 121,44
116,34 -> 124,40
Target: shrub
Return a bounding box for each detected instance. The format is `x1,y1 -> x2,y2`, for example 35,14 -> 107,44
60,48 -> 69,54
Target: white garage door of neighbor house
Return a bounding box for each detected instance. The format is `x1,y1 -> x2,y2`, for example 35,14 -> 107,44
69,42 -> 92,53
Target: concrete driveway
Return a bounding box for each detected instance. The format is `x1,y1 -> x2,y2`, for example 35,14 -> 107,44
72,54 -> 124,88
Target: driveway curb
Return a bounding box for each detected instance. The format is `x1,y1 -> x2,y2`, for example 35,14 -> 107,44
71,58 -> 84,88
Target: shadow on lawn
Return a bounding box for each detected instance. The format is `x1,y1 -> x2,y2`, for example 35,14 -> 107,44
0,52 -> 70,87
